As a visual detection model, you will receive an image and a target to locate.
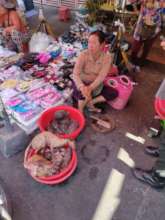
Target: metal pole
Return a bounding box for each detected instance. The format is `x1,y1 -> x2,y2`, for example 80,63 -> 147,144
0,96 -> 13,132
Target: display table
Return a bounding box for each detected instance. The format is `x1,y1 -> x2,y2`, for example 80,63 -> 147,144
0,42 -> 80,134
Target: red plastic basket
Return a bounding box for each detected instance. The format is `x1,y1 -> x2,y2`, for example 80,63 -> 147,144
155,98 -> 165,120
38,106 -> 85,139
24,146 -> 77,185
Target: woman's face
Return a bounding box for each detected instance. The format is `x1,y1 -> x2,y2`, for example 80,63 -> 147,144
88,35 -> 104,54
159,1 -> 165,8
145,0 -> 155,9
0,5 -> 7,16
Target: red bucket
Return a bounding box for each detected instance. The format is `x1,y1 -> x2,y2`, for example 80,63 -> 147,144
25,146 -> 77,185
38,106 -> 85,139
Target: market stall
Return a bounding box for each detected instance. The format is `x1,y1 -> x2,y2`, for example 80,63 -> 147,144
0,3 -> 135,135
0,34 -> 84,134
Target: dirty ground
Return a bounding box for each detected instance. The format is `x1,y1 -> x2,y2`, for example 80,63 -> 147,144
0,5 -> 165,220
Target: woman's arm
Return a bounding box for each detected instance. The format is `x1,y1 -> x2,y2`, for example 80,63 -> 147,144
89,53 -> 112,91
161,40 -> 165,50
155,12 -> 162,35
73,52 -> 85,90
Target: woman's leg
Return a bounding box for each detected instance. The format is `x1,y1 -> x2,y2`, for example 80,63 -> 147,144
90,95 -> 106,105
87,96 -> 105,113
131,39 -> 143,64
101,85 -> 118,101
72,81 -> 88,112
78,99 -> 88,113
87,85 -> 118,112
141,36 -> 157,62
10,29 -> 24,52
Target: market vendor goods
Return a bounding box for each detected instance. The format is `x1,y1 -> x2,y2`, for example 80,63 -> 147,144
100,2 -> 115,11
30,131 -> 75,151
48,110 -> 79,135
0,1 -> 30,53
25,146 -> 72,177
38,106 -> 85,139
24,132 -> 75,178
16,80 -> 32,92
0,79 -> 17,89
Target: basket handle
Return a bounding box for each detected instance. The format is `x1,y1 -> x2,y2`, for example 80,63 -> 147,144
119,75 -> 131,86
24,144 -> 32,169
108,79 -> 118,88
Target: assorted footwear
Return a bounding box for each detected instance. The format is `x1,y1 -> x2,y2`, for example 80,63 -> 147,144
145,146 -> 159,157
132,168 -> 165,189
132,145 -> 165,189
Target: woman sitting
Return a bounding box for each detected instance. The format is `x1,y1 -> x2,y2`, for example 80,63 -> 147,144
0,0 -> 29,53
73,30 -> 118,113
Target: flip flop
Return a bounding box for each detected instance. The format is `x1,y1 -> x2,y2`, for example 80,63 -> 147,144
87,106 -> 102,113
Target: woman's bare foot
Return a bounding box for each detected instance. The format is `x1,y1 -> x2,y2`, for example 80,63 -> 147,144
87,103 -> 102,113
78,100 -> 87,113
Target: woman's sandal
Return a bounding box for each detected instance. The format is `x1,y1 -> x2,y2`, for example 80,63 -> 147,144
90,114 -> 115,133
87,105 -> 102,113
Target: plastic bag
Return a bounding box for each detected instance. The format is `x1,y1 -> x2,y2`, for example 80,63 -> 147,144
29,32 -> 53,53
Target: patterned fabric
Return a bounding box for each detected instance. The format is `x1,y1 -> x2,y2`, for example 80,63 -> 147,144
158,7 -> 165,34
0,28 -> 31,52
11,29 -> 31,52
133,7 -> 161,40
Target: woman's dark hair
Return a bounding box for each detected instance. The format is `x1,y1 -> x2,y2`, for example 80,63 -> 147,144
89,30 -> 106,44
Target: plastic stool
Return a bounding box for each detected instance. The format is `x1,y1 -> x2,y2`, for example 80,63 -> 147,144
58,6 -> 70,21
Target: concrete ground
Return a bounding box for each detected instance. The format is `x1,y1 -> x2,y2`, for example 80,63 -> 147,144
0,4 -> 165,220
27,4 -> 74,36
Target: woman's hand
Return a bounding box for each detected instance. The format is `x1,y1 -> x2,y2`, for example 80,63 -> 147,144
85,86 -> 93,101
3,27 -> 11,36
80,85 -> 92,101
161,40 -> 165,50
